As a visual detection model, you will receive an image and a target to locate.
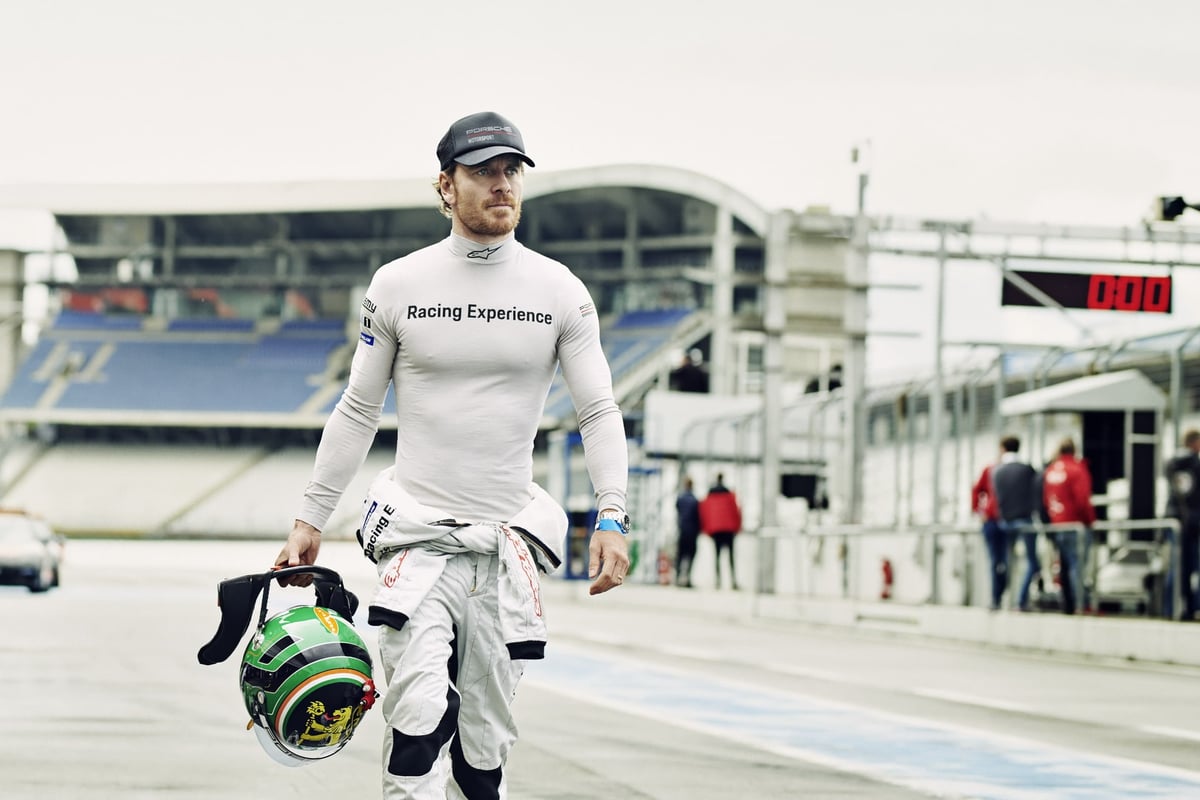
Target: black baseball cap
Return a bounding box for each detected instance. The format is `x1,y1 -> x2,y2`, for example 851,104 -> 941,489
436,111 -> 535,171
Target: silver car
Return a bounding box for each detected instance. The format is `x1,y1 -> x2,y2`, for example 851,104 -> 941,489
0,511 -> 64,592
1093,542 -> 1159,615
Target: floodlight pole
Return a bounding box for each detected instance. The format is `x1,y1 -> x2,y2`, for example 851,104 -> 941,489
842,155 -> 870,524
930,227 -> 947,524
757,209 -> 790,594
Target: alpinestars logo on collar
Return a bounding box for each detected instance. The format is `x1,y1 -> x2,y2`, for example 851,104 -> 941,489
467,245 -> 502,260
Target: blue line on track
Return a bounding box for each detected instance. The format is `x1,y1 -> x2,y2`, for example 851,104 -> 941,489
526,644 -> 1200,800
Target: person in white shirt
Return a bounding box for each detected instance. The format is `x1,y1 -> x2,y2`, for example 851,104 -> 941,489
275,111 -> 630,799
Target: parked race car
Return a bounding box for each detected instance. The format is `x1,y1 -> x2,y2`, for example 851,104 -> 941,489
0,510 -> 64,592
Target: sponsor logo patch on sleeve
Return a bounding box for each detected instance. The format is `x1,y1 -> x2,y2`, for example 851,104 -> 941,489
360,298 -> 376,345
579,302 -> 595,317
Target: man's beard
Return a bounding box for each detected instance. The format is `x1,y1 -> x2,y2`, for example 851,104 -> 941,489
457,199 -> 522,238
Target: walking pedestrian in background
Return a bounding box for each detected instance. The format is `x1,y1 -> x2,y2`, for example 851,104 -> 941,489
675,476 -> 701,587
972,443 -> 1007,610
1165,428 -> 1200,620
700,473 -> 742,590
991,435 -> 1040,612
1042,437 -> 1096,615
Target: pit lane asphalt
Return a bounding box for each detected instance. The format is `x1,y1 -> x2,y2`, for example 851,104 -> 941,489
6,538 -> 1199,799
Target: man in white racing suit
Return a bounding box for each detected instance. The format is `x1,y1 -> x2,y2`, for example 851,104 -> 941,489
275,111 -> 630,799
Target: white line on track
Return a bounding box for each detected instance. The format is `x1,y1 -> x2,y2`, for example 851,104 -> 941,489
761,660 -> 862,684
654,643 -> 726,661
1138,725 -> 1200,743
912,687 -> 1034,714
529,644 -> 1200,799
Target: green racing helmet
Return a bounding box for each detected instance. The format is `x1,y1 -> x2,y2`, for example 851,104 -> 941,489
198,565 -> 378,766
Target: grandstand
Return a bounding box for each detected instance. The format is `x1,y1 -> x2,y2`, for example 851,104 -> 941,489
0,165 -> 848,538
2,312 -> 349,425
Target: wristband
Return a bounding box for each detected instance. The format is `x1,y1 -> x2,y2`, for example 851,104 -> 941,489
594,517 -> 629,536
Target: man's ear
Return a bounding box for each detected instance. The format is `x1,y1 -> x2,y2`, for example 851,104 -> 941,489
438,172 -> 456,207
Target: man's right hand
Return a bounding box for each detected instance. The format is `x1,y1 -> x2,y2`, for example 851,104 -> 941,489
274,519 -> 322,586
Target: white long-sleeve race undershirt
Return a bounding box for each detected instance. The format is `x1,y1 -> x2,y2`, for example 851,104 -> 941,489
297,232 -> 628,530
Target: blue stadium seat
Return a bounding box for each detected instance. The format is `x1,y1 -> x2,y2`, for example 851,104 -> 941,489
51,310 -> 144,331
0,339 -> 61,408
165,318 -> 256,333
3,317 -> 347,415
608,308 -> 693,331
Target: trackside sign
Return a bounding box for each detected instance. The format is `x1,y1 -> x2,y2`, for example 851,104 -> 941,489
1001,270 -> 1172,313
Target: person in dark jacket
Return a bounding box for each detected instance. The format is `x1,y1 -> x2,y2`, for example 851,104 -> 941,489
674,476 -> 701,587
669,351 -> 710,393
1165,428 -> 1200,620
699,473 -> 742,590
991,435 -> 1040,611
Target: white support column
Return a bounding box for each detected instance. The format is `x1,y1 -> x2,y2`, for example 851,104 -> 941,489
546,428 -> 568,508
711,206 -> 735,395
0,250 -> 23,397
624,203 -> 639,272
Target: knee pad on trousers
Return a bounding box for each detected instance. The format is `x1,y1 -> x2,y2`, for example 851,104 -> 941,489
450,732 -> 502,800
388,688 -> 461,777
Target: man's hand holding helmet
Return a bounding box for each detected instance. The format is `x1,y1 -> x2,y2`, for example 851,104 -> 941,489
275,519 -> 322,586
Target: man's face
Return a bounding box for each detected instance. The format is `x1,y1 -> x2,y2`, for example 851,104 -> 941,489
441,155 -> 524,242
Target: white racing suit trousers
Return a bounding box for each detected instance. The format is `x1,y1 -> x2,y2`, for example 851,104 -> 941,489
379,551 -> 526,800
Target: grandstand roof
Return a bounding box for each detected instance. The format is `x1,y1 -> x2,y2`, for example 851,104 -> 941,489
0,164 -> 769,233
0,178 -> 432,216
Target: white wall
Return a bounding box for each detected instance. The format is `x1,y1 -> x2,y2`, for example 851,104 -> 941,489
165,446 -> 394,539
3,443 -> 267,534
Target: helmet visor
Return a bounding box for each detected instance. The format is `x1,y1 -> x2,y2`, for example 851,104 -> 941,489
251,667 -> 373,765
252,724 -> 343,767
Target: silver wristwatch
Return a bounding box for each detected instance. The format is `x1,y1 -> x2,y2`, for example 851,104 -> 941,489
594,509 -> 630,536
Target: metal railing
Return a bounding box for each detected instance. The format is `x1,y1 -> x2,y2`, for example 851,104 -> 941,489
753,517 -> 1186,620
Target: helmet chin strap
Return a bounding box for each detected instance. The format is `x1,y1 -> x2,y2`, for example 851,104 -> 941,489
197,565 -> 360,666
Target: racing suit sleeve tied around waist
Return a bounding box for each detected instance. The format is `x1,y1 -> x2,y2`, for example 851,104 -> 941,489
358,467 -> 568,660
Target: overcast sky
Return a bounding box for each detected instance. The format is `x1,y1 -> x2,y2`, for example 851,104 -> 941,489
1,0 -> 1197,375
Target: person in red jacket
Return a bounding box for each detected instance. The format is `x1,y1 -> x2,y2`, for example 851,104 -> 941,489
1042,437 -> 1096,614
699,473 -> 742,590
972,443 -> 1006,610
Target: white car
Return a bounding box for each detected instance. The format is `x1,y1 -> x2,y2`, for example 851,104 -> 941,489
0,511 -> 64,592
1093,542 -> 1159,614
